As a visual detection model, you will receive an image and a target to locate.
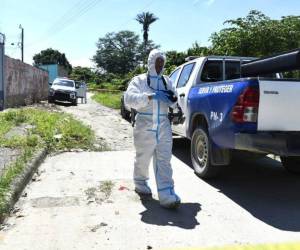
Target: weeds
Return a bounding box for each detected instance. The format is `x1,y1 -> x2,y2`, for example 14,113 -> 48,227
91,92 -> 122,109
99,180 -> 114,199
0,107 -> 101,218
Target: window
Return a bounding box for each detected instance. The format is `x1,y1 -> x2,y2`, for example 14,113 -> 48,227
201,61 -> 223,82
177,63 -> 195,88
169,68 -> 180,85
53,79 -> 74,87
225,61 -> 241,80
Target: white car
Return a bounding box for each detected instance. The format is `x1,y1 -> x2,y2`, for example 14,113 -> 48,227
48,78 -> 77,105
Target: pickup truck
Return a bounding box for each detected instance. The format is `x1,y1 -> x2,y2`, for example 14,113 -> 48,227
48,77 -> 78,106
170,49 -> 300,178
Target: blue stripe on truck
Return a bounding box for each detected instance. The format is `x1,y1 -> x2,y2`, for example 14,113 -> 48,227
188,79 -> 259,149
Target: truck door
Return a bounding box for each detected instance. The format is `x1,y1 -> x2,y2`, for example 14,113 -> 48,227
173,62 -> 196,136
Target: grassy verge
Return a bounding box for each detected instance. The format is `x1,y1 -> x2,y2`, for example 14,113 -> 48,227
88,82 -> 125,91
0,107 -> 101,216
91,92 -> 122,109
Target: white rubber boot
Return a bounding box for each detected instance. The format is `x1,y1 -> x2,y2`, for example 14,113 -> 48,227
134,180 -> 152,195
158,187 -> 181,209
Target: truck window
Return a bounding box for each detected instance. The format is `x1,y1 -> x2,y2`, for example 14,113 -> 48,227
53,79 -> 74,87
225,61 -> 241,80
177,63 -> 195,88
201,61 -> 223,82
169,68 -> 180,85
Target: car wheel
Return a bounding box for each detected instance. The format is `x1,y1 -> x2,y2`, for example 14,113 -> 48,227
280,156 -> 300,174
191,126 -> 221,179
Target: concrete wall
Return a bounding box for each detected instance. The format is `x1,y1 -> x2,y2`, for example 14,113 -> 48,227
4,56 -> 49,108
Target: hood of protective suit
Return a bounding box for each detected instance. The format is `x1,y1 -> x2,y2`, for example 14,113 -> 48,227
147,49 -> 166,76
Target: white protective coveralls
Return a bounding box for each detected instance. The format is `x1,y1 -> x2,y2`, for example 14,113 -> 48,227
124,49 -> 180,208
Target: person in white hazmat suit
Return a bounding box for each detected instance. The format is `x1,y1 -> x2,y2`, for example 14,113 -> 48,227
124,49 -> 181,209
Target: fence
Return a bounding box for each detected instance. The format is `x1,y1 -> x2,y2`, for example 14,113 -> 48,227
0,32 -> 49,109
4,56 -> 48,108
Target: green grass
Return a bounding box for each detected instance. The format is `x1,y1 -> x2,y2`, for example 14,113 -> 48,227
0,147 -> 34,217
88,82 -> 122,91
0,107 -> 102,218
91,92 -> 122,109
99,180 -> 114,199
0,108 -> 96,151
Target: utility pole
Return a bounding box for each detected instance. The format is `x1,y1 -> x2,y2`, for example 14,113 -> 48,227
0,33 -> 5,111
19,24 -> 24,62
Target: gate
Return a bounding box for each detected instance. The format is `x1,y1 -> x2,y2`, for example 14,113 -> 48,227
0,33 -> 4,111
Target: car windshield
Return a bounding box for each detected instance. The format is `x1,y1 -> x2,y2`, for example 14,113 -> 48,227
53,80 -> 74,87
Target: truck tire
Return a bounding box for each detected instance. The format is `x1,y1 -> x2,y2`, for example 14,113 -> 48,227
280,156 -> 300,174
191,126 -> 221,179
72,99 -> 77,106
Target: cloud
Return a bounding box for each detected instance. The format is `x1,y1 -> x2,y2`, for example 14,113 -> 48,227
193,0 -> 215,6
205,0 -> 215,5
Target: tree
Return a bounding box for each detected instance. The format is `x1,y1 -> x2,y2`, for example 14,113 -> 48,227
93,31 -> 140,75
33,48 -> 72,73
165,51 -> 186,68
70,66 -> 95,82
137,39 -> 160,66
187,42 -> 212,57
136,12 -> 159,48
210,10 -> 300,57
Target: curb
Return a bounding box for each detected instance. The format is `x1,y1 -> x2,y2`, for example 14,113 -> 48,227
0,147 -> 48,223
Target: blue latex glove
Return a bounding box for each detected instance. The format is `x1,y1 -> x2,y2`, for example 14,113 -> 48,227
162,90 -> 177,103
151,91 -> 170,104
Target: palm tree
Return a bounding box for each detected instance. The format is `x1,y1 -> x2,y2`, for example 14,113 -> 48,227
135,12 -> 159,47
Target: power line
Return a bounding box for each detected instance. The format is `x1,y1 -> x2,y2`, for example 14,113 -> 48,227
47,0 -> 89,32
28,0 -> 95,47
28,0 -> 103,48
45,0 -> 101,37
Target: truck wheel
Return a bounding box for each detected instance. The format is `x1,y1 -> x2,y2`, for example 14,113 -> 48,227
280,156 -> 300,174
191,126 -> 221,179
72,99 -> 77,106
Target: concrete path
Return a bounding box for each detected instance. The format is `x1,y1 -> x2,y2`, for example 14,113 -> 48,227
1,94 -> 300,250
1,149 -> 300,250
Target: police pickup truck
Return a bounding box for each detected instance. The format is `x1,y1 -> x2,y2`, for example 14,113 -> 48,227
170,49 -> 300,178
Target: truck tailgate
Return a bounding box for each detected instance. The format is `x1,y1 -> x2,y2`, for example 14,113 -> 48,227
258,79 -> 300,131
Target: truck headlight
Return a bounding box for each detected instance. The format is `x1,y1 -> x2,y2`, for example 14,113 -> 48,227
49,89 -> 55,96
70,92 -> 76,99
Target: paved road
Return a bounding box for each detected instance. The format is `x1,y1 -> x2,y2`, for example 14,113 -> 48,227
1,94 -> 300,250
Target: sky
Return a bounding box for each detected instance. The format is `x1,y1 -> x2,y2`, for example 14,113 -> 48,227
1,0 -> 300,68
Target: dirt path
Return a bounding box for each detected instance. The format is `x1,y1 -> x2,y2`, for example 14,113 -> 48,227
59,93 -> 134,151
